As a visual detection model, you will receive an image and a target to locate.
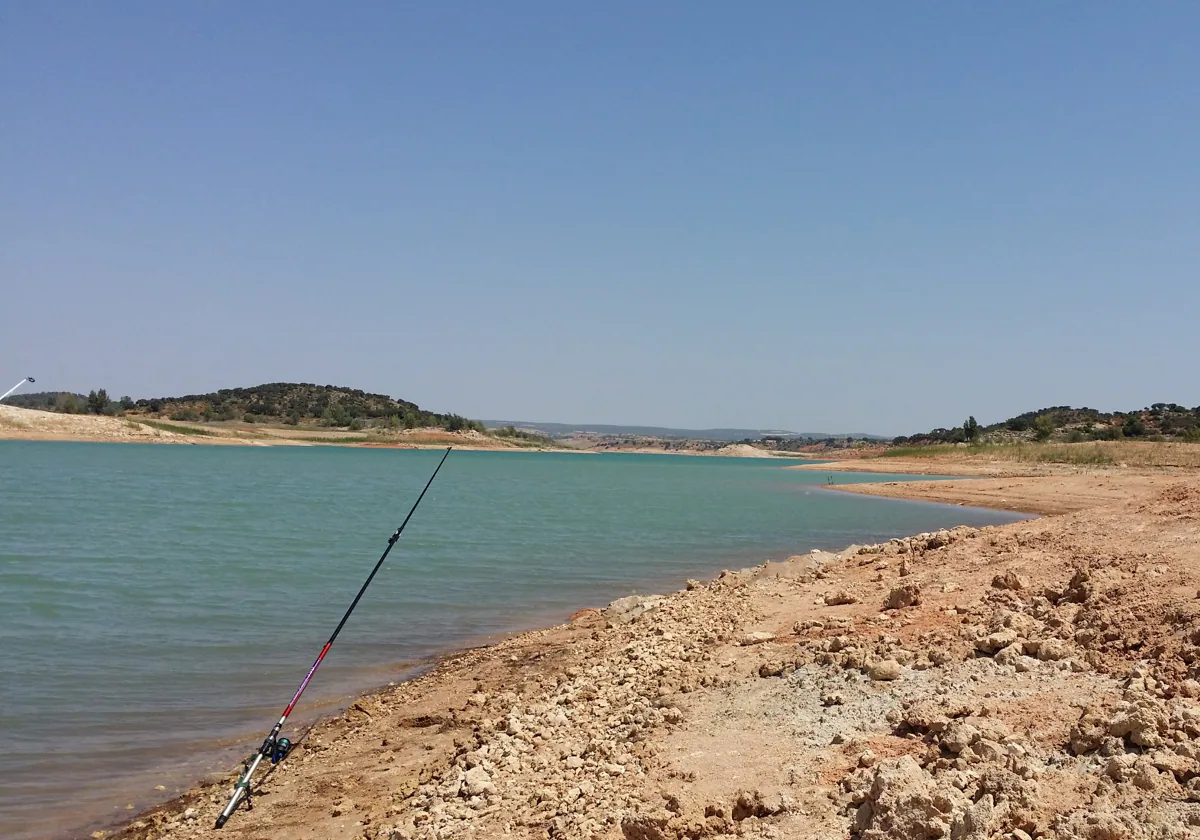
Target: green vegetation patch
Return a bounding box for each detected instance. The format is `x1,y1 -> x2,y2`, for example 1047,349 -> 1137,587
138,420 -> 220,437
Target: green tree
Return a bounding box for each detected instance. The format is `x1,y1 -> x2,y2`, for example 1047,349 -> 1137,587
56,393 -> 82,414
119,395 -> 135,410
1034,414 -> 1055,441
1123,414 -> 1147,437
287,410 -> 301,426
322,403 -> 349,427
963,416 -> 980,442
87,389 -> 111,415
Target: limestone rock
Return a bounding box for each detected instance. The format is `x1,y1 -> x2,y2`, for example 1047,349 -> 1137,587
462,766 -> 495,798
852,756 -> 958,838
607,595 -> 663,624
993,643 -> 1025,666
825,590 -> 859,606
991,571 -> 1029,591
884,584 -> 922,611
739,631 -> 776,646
1035,639 -> 1070,661
869,659 -> 903,681
759,661 -> 788,678
976,629 -> 1019,655
940,721 -> 980,755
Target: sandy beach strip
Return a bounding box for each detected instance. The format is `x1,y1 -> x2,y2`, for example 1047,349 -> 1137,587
789,447 -> 1200,515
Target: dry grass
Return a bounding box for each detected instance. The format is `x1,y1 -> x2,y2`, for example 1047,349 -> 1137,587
877,441 -> 1200,469
0,412 -> 30,431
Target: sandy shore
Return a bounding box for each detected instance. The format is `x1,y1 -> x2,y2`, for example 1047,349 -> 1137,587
823,473 -> 1189,516
92,455 -> 1200,840
0,406 -> 794,458
793,451 -> 1200,515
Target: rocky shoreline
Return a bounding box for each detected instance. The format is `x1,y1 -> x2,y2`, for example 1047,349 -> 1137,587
97,477 -> 1200,840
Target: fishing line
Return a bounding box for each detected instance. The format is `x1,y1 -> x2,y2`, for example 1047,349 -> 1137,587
215,446 -> 452,828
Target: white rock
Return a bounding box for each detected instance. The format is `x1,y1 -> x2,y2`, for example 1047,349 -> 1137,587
462,766 -> 495,798
739,631 -> 776,646
868,659 -> 903,681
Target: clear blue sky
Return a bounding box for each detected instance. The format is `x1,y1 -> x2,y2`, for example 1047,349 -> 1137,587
3,3 -> 1197,434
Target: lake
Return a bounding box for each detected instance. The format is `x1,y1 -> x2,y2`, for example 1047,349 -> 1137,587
0,442 -> 1026,838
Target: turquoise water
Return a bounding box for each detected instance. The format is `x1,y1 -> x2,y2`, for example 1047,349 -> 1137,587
0,442 -> 1025,838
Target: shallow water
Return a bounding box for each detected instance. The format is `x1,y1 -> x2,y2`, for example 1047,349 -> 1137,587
0,442 -> 1025,838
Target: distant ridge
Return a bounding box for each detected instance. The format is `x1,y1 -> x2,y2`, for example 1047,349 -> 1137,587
482,421 -> 886,442
5,383 -> 484,432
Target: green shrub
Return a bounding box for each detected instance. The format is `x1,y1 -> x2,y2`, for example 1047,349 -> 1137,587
1123,414 -> 1147,436
1034,415 -> 1056,441
56,393 -> 82,414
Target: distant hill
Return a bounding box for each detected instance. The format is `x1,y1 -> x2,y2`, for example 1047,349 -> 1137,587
895,403 -> 1200,445
130,383 -> 483,430
7,383 -> 484,432
483,421 -> 887,442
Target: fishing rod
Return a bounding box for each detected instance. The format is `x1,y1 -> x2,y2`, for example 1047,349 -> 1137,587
0,376 -> 35,403
215,446 -> 452,829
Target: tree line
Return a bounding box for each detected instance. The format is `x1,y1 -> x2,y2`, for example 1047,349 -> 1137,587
892,404 -> 1200,446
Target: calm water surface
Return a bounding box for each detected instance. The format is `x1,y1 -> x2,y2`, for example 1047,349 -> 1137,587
0,442 -> 1026,838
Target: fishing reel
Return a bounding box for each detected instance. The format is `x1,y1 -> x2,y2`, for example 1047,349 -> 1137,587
244,736 -> 293,769
268,737 -> 293,764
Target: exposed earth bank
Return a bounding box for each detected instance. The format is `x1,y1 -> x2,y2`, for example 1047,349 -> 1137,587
0,405 -> 538,450
106,471 -> 1200,840
791,451 -> 1200,515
